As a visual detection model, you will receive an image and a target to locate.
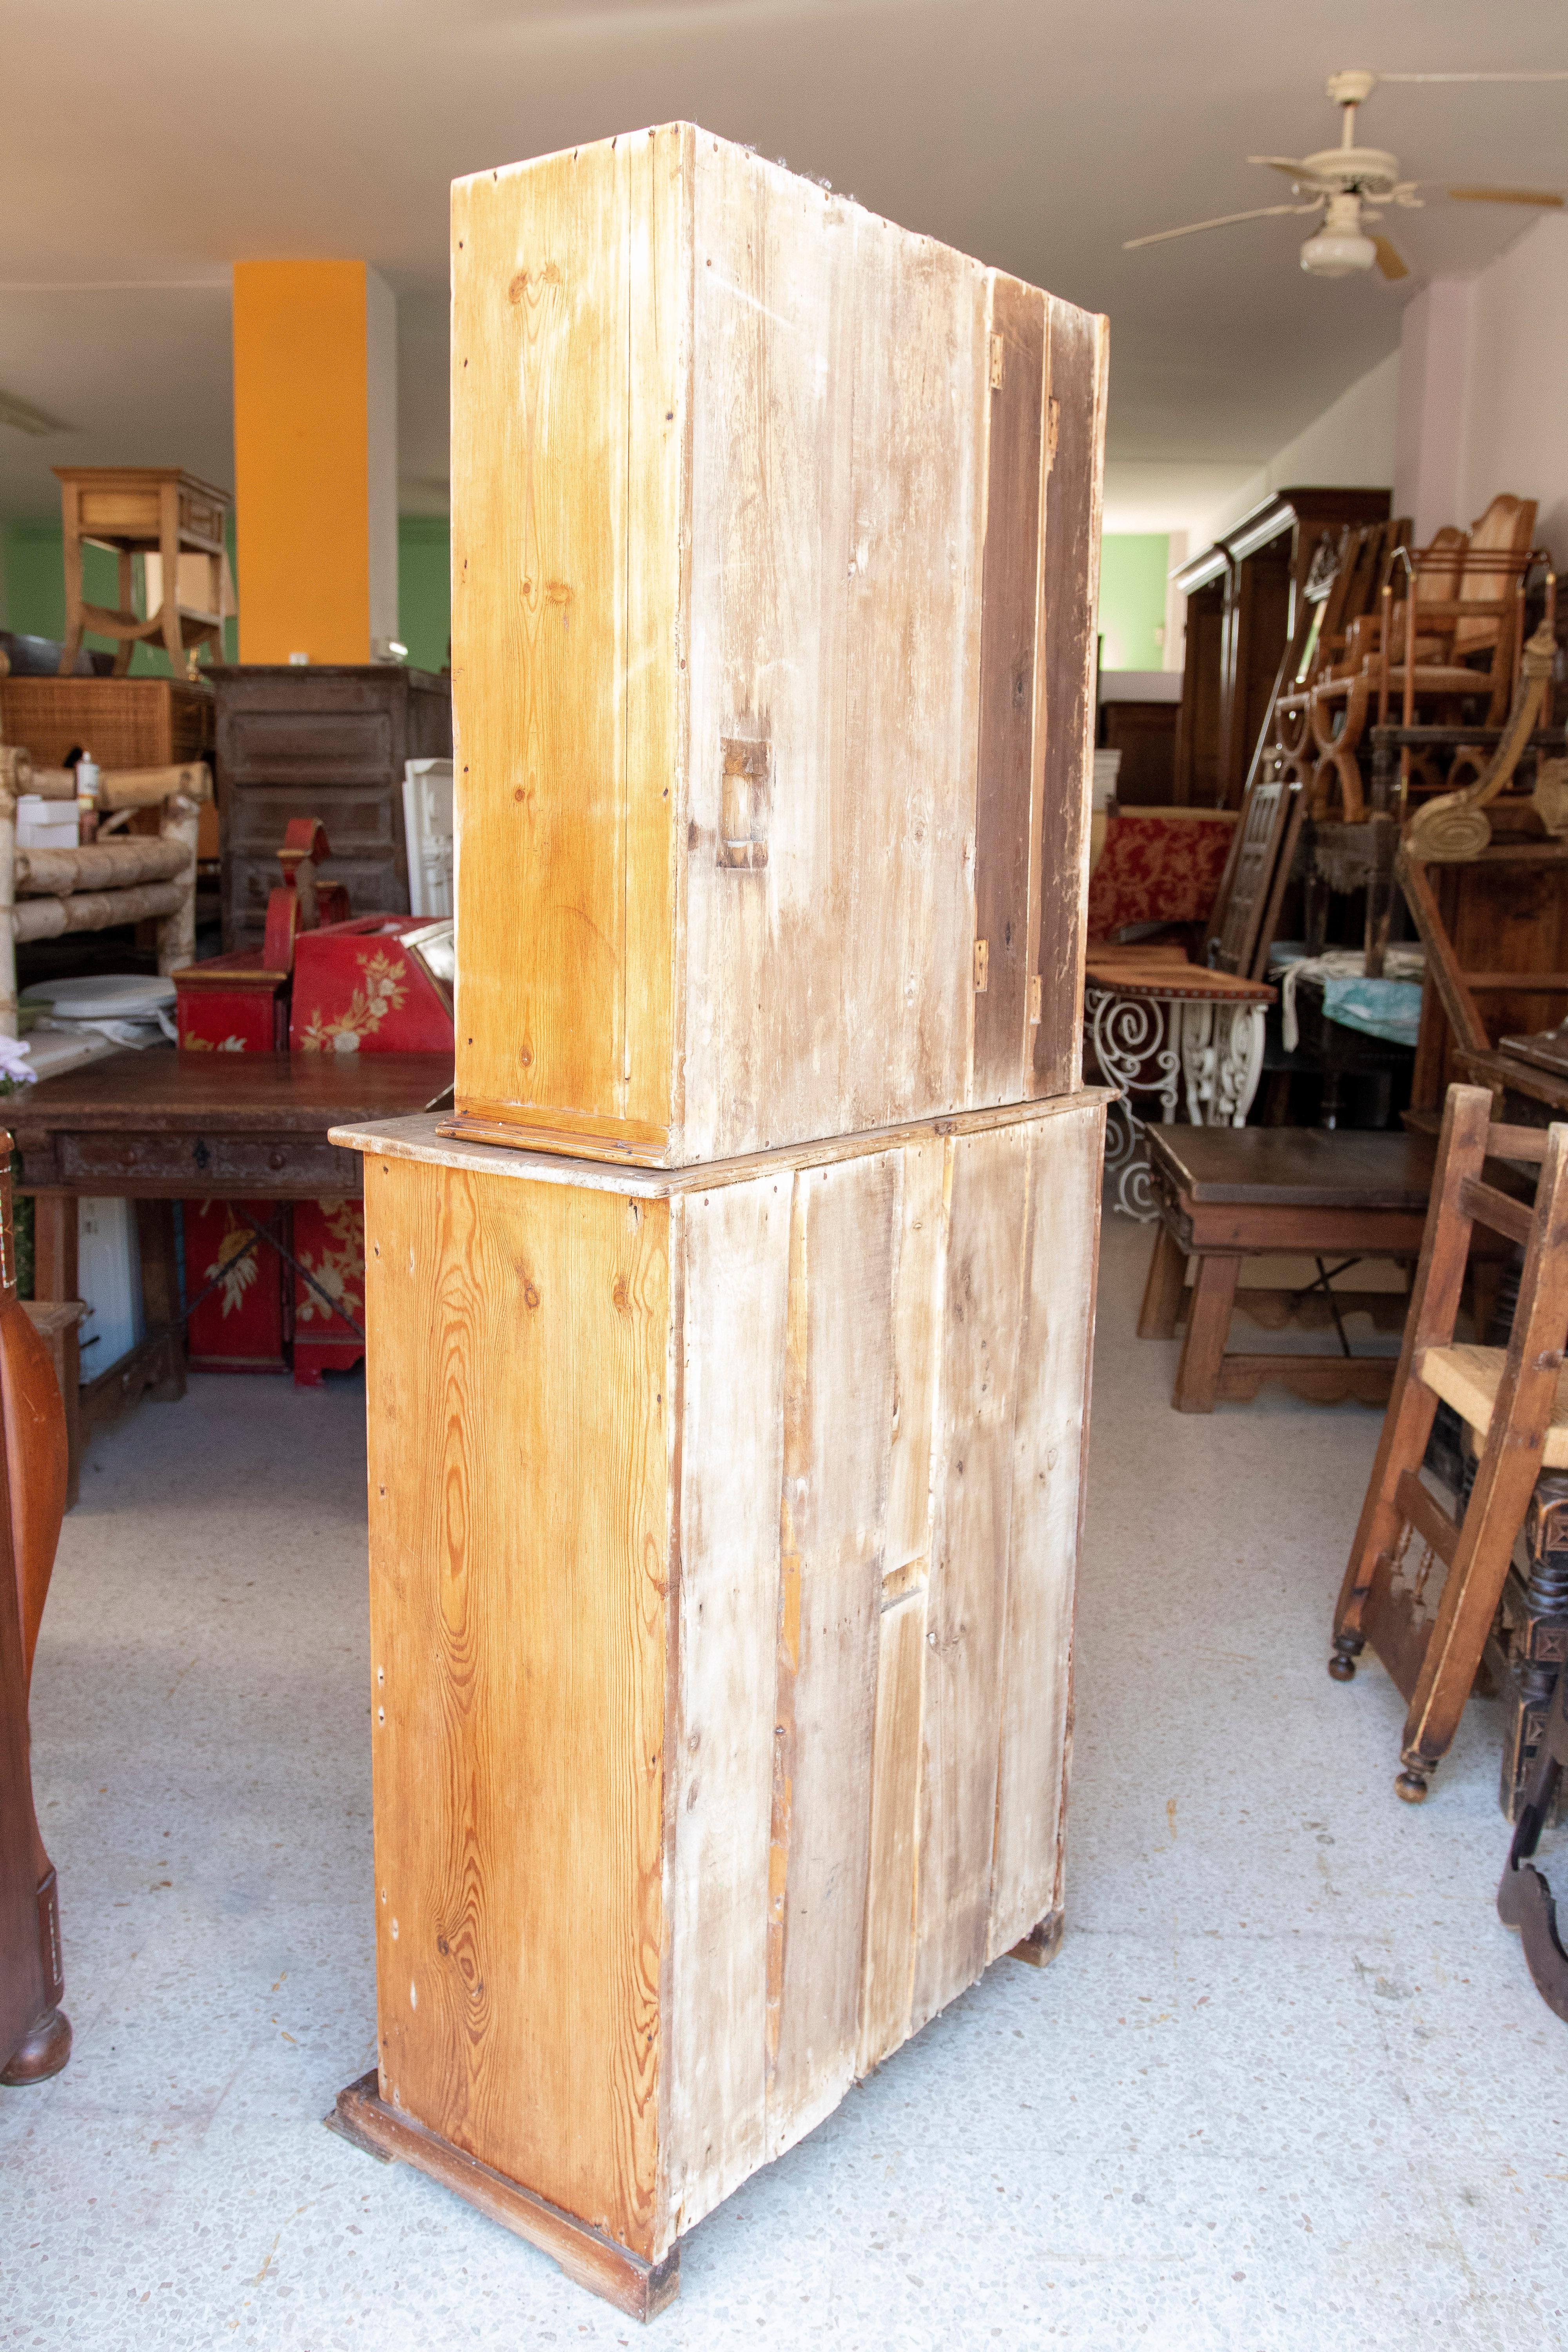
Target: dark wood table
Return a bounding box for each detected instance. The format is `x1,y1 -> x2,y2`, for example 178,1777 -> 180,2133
11,1051 -> 454,1487
1138,1123 -> 1434,1412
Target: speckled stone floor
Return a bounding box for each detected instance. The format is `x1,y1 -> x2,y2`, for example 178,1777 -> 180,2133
3,1210 -> 1565,2351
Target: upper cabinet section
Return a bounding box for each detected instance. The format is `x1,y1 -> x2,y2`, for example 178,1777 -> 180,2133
448,125 -> 1107,1167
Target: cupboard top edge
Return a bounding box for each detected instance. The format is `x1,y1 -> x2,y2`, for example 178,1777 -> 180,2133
332,1092 -> 1111,1198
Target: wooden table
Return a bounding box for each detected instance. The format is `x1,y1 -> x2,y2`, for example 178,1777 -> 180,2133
1138,1123 -> 1433,1411
11,1051 -> 454,1482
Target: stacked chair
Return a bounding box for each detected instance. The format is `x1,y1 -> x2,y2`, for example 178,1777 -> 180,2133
1308,495 -> 1541,820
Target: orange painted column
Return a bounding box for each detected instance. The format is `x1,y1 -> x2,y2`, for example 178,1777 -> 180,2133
231,261 -> 398,664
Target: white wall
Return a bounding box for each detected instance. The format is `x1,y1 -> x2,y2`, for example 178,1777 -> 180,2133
1396,215 -> 1568,566
1184,348 -> 1402,555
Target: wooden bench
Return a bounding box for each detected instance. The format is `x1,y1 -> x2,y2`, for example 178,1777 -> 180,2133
1138,1124 -> 1434,1412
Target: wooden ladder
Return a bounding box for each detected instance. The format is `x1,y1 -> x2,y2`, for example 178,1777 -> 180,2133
1330,1082 -> 1568,1800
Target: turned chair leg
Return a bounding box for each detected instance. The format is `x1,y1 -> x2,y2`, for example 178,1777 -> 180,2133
0,2007 -> 71,2086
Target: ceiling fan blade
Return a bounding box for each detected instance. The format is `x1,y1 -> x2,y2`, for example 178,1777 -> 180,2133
0,387 -> 69,437
1123,200 -> 1322,252
1373,236 -> 1410,280
1446,183 -> 1565,207
1377,69 -> 1568,84
1251,155 -> 1337,190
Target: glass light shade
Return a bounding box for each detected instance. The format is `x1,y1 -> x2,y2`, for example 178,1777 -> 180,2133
1299,225 -> 1377,278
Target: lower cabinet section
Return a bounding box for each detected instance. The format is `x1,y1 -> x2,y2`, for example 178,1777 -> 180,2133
336,1090 -> 1105,2308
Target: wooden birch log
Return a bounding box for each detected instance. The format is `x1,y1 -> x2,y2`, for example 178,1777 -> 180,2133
13,881 -> 185,942
14,838 -> 191,897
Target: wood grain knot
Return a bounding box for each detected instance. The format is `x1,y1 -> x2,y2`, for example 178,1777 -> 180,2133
507,262 -> 562,303
523,1279 -> 540,1309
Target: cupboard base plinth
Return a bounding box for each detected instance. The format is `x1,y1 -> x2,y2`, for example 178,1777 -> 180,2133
1009,1909 -> 1065,1968
325,2073 -> 681,2323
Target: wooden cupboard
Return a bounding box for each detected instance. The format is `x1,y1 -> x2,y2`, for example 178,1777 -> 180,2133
1171,488 -> 1390,809
329,1089 -> 1105,2315
446,126 -> 1107,1167
210,665 -> 452,948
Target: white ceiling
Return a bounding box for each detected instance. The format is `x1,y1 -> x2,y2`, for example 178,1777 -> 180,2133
1,0 -> 1563,528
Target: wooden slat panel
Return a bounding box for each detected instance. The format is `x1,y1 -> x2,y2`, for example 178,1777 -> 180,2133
683,149 -> 988,1161
1394,1468 -> 1461,1569
855,1583 -> 927,2073
663,1178 -> 790,2245
1459,1177 -> 1534,1247
363,1157 -> 668,2255
910,1123 -> 1031,2030
767,1153 -> 899,2153
1031,302 -> 1107,1096
885,1137 -> 947,1572
838,226 -> 989,1140
452,141 -> 641,1134
971,275 -> 1046,1103
989,1102 -> 1102,1957
622,127 -> 691,1142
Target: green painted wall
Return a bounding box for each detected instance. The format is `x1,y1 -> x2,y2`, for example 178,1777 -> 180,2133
0,512 -> 451,672
1097,532 -> 1170,672
398,514 -> 450,673
1,517 -> 239,669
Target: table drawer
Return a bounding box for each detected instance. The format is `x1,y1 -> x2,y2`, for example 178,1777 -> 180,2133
56,1132 -> 362,1194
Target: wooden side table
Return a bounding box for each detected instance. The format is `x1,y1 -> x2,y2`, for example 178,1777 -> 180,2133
1139,1123 -> 1432,1411
53,467 -> 230,679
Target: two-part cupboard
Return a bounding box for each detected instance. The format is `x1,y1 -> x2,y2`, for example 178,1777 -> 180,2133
331,123 -> 1109,2323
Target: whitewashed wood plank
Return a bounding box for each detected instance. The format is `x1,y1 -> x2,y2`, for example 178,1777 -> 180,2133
664,1176 -> 789,2240
683,147 -> 989,1162
767,1152 -> 899,2156
987,1101 -> 1103,1959
909,1122 -> 1031,2032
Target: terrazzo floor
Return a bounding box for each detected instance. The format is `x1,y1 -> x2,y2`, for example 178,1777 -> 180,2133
2,1210 -> 1565,2351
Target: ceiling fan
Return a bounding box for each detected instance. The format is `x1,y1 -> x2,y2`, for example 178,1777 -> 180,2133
1125,67 -> 1568,281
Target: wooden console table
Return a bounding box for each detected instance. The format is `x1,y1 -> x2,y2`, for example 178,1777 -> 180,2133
11,1051 -> 453,1486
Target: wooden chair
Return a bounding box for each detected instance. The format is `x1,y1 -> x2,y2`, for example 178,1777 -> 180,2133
1330,1083 -> 1568,1802
1309,525 -> 1469,818
54,467 -> 230,680
0,1137 -> 71,2085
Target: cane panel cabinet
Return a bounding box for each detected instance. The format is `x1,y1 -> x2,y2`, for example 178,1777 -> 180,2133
329,1089 -> 1104,2314
447,126 -> 1108,1167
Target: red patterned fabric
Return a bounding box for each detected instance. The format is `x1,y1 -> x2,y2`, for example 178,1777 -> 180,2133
1085,813 -> 1236,941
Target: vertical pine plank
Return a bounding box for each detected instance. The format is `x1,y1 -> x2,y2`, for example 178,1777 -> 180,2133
855,1136 -> 947,2071
450,144 -> 624,1125
988,1102 -> 1103,1957
364,1156 -> 668,2255
684,149 -> 988,1161
622,126 -> 692,1143
885,1137 -> 947,1575
663,1175 -> 789,2241
1032,302 -> 1108,1096
838,232 -> 989,1137
970,274 -> 1047,1104
909,1123 -> 1032,2031
766,1153 -> 900,2153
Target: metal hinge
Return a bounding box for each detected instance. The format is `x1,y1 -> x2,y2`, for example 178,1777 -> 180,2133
1046,397 -> 1060,472
1028,975 -> 1042,1025
975,939 -> 989,994
989,334 -> 1005,391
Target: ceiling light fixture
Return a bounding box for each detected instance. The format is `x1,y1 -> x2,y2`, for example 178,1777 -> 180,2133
1300,193 -> 1377,277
